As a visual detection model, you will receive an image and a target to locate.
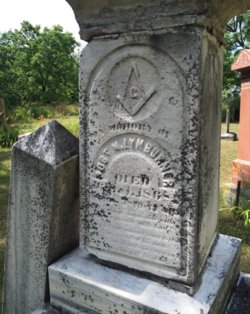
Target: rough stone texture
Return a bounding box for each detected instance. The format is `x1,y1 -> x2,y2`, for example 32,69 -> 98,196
3,121 -> 80,314
78,30 -> 222,289
48,234 -> 241,314
34,273 -> 250,314
66,0 -> 250,41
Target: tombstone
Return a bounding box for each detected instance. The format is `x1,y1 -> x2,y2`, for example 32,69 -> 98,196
231,49 -> 250,197
3,121 -> 79,314
4,1 -> 250,314
47,1 -> 248,313
221,108 -> 237,141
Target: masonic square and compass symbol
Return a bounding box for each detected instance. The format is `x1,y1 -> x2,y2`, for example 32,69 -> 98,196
114,61 -> 157,117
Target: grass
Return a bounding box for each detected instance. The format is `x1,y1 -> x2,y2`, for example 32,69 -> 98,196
219,123 -> 250,273
0,148 -> 11,311
220,123 -> 239,199
0,117 -> 249,311
14,103 -> 80,137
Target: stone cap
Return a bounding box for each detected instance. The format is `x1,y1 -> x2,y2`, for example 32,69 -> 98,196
231,49 -> 250,72
14,120 -> 79,166
66,0 -> 250,41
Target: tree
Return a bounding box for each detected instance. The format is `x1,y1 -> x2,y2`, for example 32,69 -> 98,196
0,21 -> 79,107
223,11 -> 250,121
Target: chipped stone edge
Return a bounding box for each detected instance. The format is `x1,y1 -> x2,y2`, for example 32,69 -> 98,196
48,234 -> 241,314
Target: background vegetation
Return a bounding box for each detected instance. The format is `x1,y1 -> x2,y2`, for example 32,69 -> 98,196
0,21 -> 79,107
223,10 -> 250,121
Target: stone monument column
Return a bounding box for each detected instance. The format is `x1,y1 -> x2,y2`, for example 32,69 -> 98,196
232,49 -> 250,196
77,21 -> 222,290
47,1 -> 250,313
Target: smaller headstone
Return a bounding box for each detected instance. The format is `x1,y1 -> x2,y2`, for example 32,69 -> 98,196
231,49 -> 250,194
221,108 -> 237,141
3,121 -> 80,314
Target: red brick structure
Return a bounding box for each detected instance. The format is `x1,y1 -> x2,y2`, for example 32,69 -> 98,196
232,50 -> 250,190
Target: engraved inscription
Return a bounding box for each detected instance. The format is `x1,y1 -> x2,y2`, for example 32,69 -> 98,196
94,134 -> 175,188
84,44 -> 186,275
116,61 -> 156,116
109,122 -> 152,133
158,129 -> 169,139
88,133 -> 182,268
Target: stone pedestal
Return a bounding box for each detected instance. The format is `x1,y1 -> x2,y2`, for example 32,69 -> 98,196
231,50 -> 250,196
48,235 -> 241,314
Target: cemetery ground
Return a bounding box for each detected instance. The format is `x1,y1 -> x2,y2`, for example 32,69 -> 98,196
0,108 -> 249,312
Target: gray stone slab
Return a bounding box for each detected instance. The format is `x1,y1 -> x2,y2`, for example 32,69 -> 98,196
225,273 -> 250,314
49,234 -> 240,314
3,121 -> 80,314
78,31 -> 222,289
66,0 -> 250,41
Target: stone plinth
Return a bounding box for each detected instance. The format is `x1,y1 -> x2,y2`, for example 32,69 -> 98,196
48,235 -> 241,314
231,50 -> 250,192
3,121 -> 79,314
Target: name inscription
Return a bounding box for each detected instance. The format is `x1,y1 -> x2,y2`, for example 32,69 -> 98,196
94,134 -> 175,188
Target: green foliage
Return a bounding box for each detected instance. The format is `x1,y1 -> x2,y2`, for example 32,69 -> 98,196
223,11 -> 250,122
220,199 -> 250,227
0,127 -> 18,148
11,106 -> 29,121
0,21 -> 79,108
30,106 -> 48,119
13,103 -> 79,137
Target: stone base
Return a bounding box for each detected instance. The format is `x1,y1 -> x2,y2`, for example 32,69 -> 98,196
48,234 -> 240,314
225,273 -> 250,313
31,305 -> 63,314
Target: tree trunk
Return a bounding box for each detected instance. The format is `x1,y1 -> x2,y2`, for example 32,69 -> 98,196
0,98 -> 8,130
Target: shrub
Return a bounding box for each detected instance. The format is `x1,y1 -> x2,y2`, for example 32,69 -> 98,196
0,127 -> 19,148
220,199 -> 250,227
11,106 -> 29,122
30,106 -> 49,119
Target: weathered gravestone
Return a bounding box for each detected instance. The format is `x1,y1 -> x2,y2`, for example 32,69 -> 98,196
48,1 -> 250,313
221,109 -> 237,141
3,121 -> 79,314
4,1 -> 250,314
